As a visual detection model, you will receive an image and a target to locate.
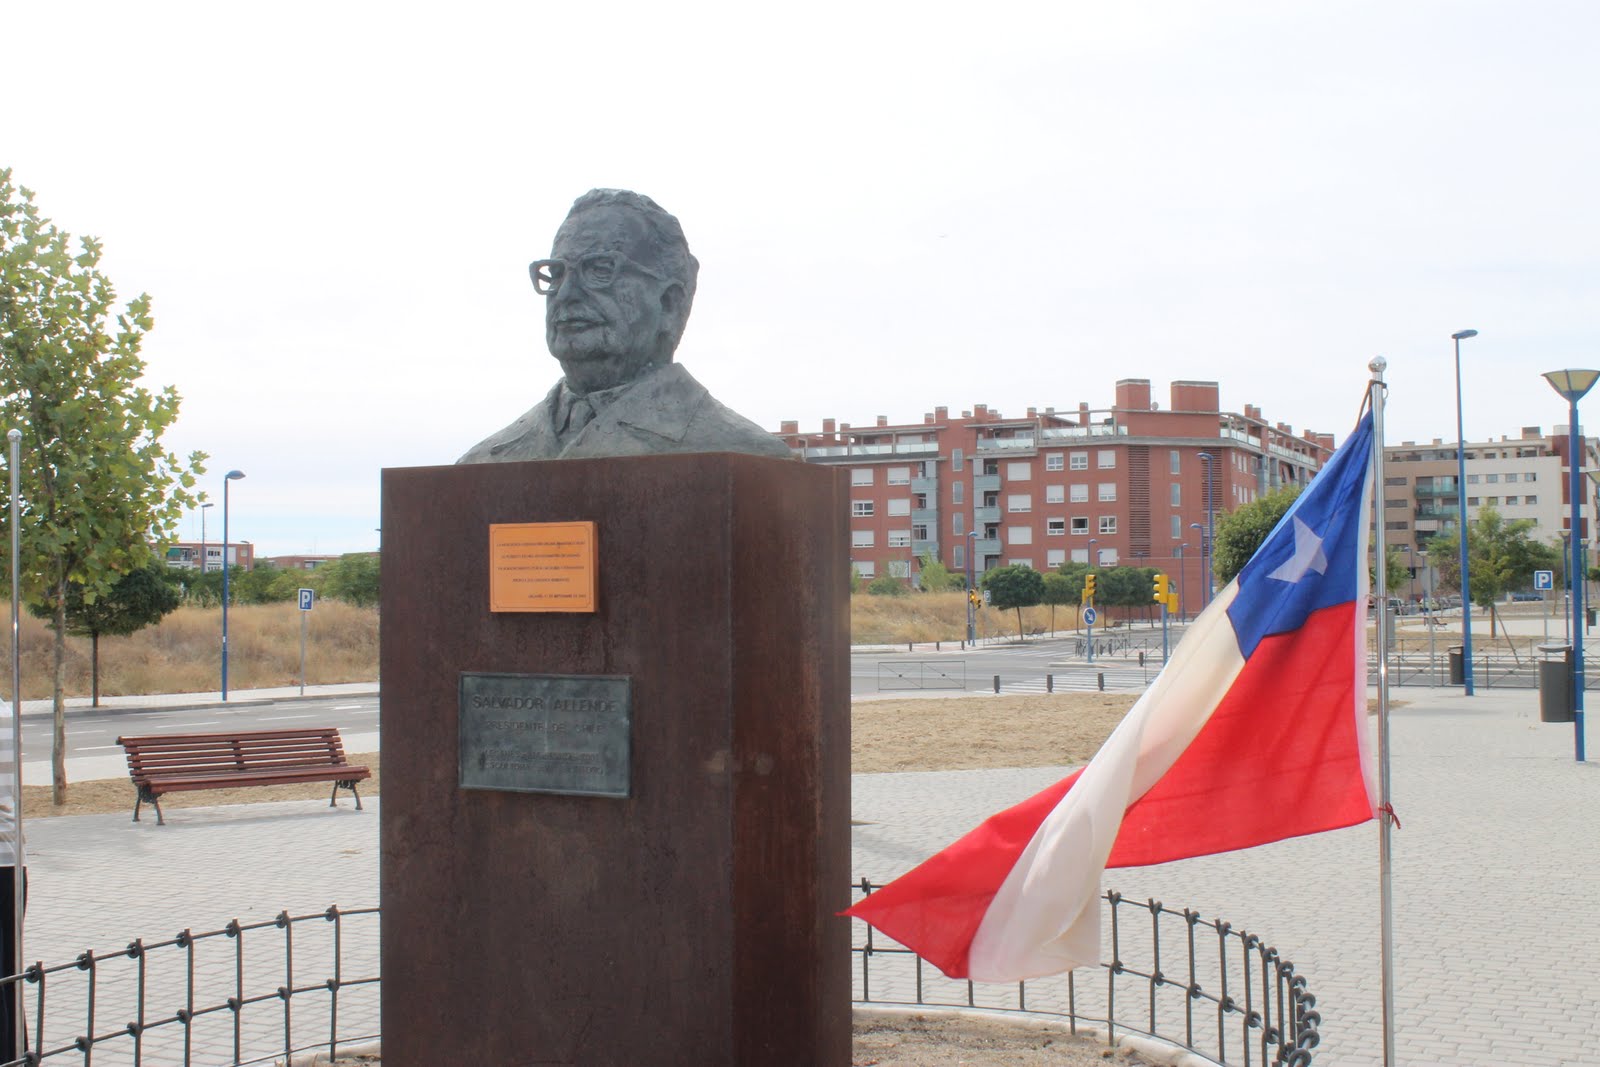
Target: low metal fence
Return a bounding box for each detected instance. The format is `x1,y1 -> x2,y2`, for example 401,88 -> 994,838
853,882 -> 1320,1066
2,889 -> 1318,1066
876,659 -> 967,691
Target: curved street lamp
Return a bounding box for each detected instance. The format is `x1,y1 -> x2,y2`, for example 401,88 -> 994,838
1543,368 -> 1600,762
1197,452 -> 1216,607
1190,521 -> 1206,612
1178,542 -> 1190,623
221,470 -> 246,700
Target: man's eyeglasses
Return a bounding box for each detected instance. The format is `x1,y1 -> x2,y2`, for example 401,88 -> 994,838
530,252 -> 664,295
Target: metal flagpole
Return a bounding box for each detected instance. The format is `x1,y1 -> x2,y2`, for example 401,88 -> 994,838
1369,360 -> 1397,1066
7,428 -> 24,1060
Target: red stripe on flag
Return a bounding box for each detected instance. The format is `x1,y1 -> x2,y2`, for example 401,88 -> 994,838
1107,601 -> 1372,868
842,769 -> 1084,978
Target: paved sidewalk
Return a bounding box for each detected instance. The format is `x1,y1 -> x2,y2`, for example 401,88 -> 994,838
18,683 -> 1599,1065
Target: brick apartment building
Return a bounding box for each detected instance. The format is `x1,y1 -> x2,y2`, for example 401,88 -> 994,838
1381,426 -> 1600,599
777,378 -> 1334,616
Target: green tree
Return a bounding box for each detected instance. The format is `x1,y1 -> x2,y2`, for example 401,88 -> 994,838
916,553 -> 959,593
981,564 -> 1045,640
29,562 -> 180,707
1425,507 -> 1560,638
1212,486 -> 1302,586
1040,571 -> 1074,633
0,169 -> 205,802
866,574 -> 908,596
321,552 -> 381,608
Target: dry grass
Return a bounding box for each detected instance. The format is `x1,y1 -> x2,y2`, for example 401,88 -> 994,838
3,603 -> 379,702
852,591 -> 1150,644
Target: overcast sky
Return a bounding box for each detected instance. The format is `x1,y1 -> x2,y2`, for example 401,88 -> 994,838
6,1 -> 1597,556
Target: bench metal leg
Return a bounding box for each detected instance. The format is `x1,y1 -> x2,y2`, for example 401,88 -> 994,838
152,796 -> 165,826
331,781 -> 364,811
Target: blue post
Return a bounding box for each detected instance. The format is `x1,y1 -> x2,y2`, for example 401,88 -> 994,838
1568,400 -> 1585,762
1453,332 -> 1476,695
220,469 -> 245,701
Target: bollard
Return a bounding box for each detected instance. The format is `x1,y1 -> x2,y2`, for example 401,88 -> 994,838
936,640 -> 941,652
1047,674 -> 1054,693
1097,672 -> 1105,691
993,675 -> 1001,694
908,642 -> 913,652
1138,651 -> 1145,667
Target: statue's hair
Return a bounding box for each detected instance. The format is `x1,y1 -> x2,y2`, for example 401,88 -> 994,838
564,189 -> 698,304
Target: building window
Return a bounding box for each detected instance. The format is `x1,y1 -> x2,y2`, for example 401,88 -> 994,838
1466,474 -> 1479,484
1171,515 -> 1182,539
1505,472 -> 1518,483
888,530 -> 911,548
852,468 -> 874,486
852,530 -> 875,548
887,466 -> 911,485
1486,497 -> 1499,506
1008,527 -> 1033,545
1385,520 -> 1410,530
1170,449 -> 1181,474
1007,558 -> 1034,569
1385,498 -> 1407,509
1503,496 -> 1518,506
1526,494 -> 1538,504
911,523 -> 930,541
852,500 -> 874,517
952,513 -> 964,536
1485,473 -> 1499,484
1070,484 -> 1088,503
1098,450 -> 1116,469
1048,518 -> 1066,535
1070,452 -> 1088,470
854,560 -> 875,578
1526,471 -> 1537,482
1045,453 -> 1065,471
953,544 -> 965,569
1071,516 -> 1089,534
1467,496 -> 1480,506
1170,483 -> 1181,506
1007,461 -> 1032,481
1097,547 -> 1119,566
888,559 -> 911,578
1046,484 -> 1065,504
1098,515 -> 1117,534
1098,483 -> 1117,502
887,498 -> 911,516
1008,494 -> 1032,512
952,449 -> 964,472
952,481 -> 964,504
1071,548 -> 1089,563
1384,476 -> 1407,486
1046,548 -> 1066,568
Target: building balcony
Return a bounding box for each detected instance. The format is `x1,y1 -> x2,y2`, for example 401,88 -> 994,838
972,537 -> 1001,555
1415,504 -> 1458,520
973,505 -> 1000,524
912,539 -> 939,558
1414,483 -> 1459,498
976,437 -> 1037,452
911,507 -> 939,526
973,474 -> 1001,493
911,476 -> 938,495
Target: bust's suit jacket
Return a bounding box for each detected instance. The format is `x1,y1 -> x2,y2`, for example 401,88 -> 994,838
457,362 -> 793,463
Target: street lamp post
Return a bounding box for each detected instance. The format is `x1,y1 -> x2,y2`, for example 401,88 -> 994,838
220,470 -> 246,700
1453,329 -> 1478,695
1179,542 -> 1189,623
1542,369 -> 1600,763
199,501 -> 214,575
1197,451 -> 1216,606
1190,521 -> 1206,611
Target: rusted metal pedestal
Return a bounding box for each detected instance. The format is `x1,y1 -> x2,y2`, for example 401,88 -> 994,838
379,453 -> 850,1066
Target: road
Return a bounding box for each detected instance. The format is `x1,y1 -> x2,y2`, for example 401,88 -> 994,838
23,694 -> 380,764
852,635 -> 1166,695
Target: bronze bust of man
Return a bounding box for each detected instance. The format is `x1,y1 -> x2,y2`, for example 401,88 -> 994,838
458,189 -> 792,463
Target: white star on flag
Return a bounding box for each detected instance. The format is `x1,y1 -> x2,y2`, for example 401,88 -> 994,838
1266,516 -> 1329,584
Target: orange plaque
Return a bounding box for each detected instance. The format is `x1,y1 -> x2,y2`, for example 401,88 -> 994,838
489,521 -> 598,613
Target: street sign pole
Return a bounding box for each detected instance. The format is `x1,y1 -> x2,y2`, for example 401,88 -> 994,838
1084,605 -> 1097,664
298,588 -> 314,697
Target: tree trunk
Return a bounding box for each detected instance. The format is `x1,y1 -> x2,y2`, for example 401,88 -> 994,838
1049,604 -> 1056,634
1015,606 -> 1024,641
91,631 -> 100,708
51,582 -> 68,806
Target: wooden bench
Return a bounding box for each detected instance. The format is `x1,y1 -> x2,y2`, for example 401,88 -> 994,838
116,727 -> 371,825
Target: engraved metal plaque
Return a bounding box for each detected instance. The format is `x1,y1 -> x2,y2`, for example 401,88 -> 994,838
459,672 -> 631,797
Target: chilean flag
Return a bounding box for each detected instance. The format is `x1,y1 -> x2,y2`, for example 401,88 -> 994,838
846,412 -> 1378,981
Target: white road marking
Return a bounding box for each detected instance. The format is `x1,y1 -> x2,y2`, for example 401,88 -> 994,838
333,704 -> 365,710
79,745 -> 123,751
154,720 -> 220,729
261,714 -> 314,722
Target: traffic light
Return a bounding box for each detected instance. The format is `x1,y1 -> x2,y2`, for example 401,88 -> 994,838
1082,573 -> 1097,603
1153,573 -> 1169,605
969,588 -> 981,608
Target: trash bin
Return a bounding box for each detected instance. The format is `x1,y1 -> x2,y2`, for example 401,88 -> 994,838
1538,644 -> 1575,723
1588,607 -> 1596,629
1448,645 -> 1464,686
